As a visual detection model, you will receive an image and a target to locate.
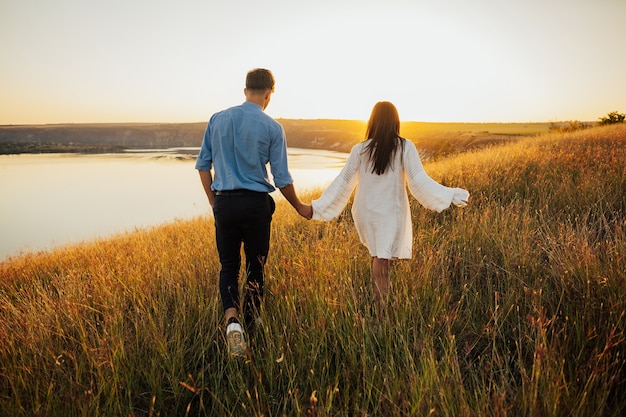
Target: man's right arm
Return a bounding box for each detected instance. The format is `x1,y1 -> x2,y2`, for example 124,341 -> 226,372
198,170 -> 215,208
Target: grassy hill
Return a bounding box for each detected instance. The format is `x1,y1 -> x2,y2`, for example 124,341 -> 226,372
0,124 -> 624,416
281,119 -> 554,160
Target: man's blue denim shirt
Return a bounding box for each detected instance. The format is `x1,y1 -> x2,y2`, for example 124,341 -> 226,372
195,101 -> 293,192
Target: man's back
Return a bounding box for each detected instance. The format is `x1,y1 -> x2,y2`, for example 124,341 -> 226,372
197,101 -> 292,193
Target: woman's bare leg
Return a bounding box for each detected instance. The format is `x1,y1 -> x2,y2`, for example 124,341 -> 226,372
372,257 -> 391,308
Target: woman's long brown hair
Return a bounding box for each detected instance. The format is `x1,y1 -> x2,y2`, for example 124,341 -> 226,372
364,101 -> 404,175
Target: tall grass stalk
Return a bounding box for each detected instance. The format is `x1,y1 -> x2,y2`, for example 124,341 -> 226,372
1,124 -> 625,416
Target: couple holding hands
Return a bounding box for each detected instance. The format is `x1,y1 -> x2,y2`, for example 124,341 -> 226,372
195,68 -> 469,356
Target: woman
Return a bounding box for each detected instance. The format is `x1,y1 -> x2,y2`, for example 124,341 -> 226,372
312,101 -> 469,309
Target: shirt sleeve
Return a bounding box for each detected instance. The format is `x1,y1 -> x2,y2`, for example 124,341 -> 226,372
268,124 -> 294,188
195,121 -> 213,172
312,144 -> 361,221
404,141 -> 455,212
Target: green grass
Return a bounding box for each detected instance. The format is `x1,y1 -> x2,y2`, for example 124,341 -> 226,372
1,124 -> 625,416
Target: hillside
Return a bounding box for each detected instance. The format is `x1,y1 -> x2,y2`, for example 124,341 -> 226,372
1,124 -> 624,416
0,119 -> 554,159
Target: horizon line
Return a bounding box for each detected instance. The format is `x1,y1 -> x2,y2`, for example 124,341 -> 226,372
0,118 -> 599,128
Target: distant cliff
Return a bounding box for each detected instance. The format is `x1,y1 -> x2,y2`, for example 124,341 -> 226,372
0,119 -> 550,158
0,123 -> 206,153
0,120 -> 363,154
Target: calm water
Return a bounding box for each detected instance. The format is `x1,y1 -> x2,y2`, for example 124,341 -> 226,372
0,148 -> 347,260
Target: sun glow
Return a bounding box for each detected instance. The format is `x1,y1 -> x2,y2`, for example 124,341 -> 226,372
1,0 -> 625,124
217,5 -> 531,123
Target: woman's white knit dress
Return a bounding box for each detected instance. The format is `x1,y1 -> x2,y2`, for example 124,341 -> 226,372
312,139 -> 463,259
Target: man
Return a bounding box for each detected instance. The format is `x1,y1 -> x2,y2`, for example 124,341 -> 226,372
196,68 -> 312,357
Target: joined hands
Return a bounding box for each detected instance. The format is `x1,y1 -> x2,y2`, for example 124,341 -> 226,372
298,204 -> 313,220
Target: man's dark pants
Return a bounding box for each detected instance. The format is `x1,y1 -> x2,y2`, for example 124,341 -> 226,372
213,190 -> 275,329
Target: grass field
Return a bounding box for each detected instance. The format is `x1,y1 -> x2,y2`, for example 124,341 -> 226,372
279,119 -> 555,158
1,124 -> 625,416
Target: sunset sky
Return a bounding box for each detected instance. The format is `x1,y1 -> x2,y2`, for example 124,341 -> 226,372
1,0 -> 625,124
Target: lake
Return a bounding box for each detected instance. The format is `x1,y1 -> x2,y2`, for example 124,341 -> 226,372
0,148 -> 348,260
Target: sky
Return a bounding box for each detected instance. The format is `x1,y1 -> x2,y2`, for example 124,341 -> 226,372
1,0 -> 625,124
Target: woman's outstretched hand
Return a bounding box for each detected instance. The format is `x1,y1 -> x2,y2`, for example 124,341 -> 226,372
452,188 -> 470,207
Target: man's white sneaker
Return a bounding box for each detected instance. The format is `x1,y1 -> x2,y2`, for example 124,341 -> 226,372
226,322 -> 246,357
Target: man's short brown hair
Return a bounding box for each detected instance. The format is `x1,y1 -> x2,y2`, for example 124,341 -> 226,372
246,68 -> 275,92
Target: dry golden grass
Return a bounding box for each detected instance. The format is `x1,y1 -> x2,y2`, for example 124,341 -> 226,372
1,124 -> 625,416
280,118 -> 552,157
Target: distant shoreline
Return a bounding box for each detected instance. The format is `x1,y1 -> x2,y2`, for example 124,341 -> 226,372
0,119 -> 565,158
